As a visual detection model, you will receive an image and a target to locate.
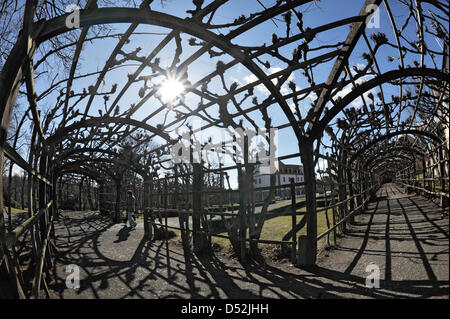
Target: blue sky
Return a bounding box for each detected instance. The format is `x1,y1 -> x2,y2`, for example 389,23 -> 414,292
16,0 -> 446,184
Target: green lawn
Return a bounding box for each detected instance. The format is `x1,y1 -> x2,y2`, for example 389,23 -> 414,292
168,203 -> 340,257
3,207 -> 27,214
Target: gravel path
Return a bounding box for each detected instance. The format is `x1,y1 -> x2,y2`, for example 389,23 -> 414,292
48,183 -> 449,299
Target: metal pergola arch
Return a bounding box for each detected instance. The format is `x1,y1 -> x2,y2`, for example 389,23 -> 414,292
0,0 -> 448,298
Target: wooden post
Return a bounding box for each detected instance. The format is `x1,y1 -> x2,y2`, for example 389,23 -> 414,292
192,163 -> 203,252
114,179 -> 121,223
356,162 -> 363,209
347,165 -> 355,224
51,173 -> 57,241
156,178 -> 163,225
298,140 -> 317,267
422,156 -> 427,197
143,176 -> 152,239
174,168 -> 179,211
407,166 -> 411,188
413,157 -> 417,190
78,177 -> 83,211
163,177 -> 169,242
219,159 -> 224,214
38,151 -> 52,268
98,182 -> 105,214
149,176 -> 158,236
338,149 -> 348,233
438,146 -> 445,192
290,178 -> 297,265
38,149 -> 53,285
438,146 -> 448,207
406,165 -> 412,193
240,137 -> 247,261
326,155 -> 337,244
431,157 -> 435,195
38,152 -> 48,246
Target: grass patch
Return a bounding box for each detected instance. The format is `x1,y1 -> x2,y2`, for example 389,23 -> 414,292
253,207 -> 336,255
3,207 -> 27,215
164,204 -> 339,260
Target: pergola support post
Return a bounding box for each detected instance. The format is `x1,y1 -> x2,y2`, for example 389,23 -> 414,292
347,164 -> 355,225
438,146 -> 448,208
297,139 -> 317,267
422,156 -> 427,197
338,149 -> 348,233
98,182 -> 106,214
356,162 -> 363,210
413,158 -> 417,190
192,163 -> 205,253
113,179 -> 122,223
143,177 -> 153,240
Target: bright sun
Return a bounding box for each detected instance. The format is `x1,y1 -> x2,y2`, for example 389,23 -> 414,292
159,78 -> 185,102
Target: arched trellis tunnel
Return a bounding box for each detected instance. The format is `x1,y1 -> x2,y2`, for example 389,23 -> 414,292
0,0 -> 448,298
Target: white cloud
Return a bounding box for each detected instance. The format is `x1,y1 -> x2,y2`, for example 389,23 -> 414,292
229,76 -> 242,85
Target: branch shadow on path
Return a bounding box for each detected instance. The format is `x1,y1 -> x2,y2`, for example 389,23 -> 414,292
50,184 -> 448,299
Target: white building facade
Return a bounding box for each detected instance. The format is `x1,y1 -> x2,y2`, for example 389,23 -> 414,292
253,159 -> 305,201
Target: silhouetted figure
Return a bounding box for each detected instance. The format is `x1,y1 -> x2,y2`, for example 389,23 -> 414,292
126,190 -> 137,228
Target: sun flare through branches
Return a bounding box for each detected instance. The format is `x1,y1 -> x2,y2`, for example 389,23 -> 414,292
158,76 -> 185,105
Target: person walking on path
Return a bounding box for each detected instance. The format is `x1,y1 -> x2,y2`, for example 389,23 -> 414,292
126,189 -> 137,228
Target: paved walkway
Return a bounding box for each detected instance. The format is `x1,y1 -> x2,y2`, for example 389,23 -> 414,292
317,183 -> 448,298
49,183 -> 449,299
